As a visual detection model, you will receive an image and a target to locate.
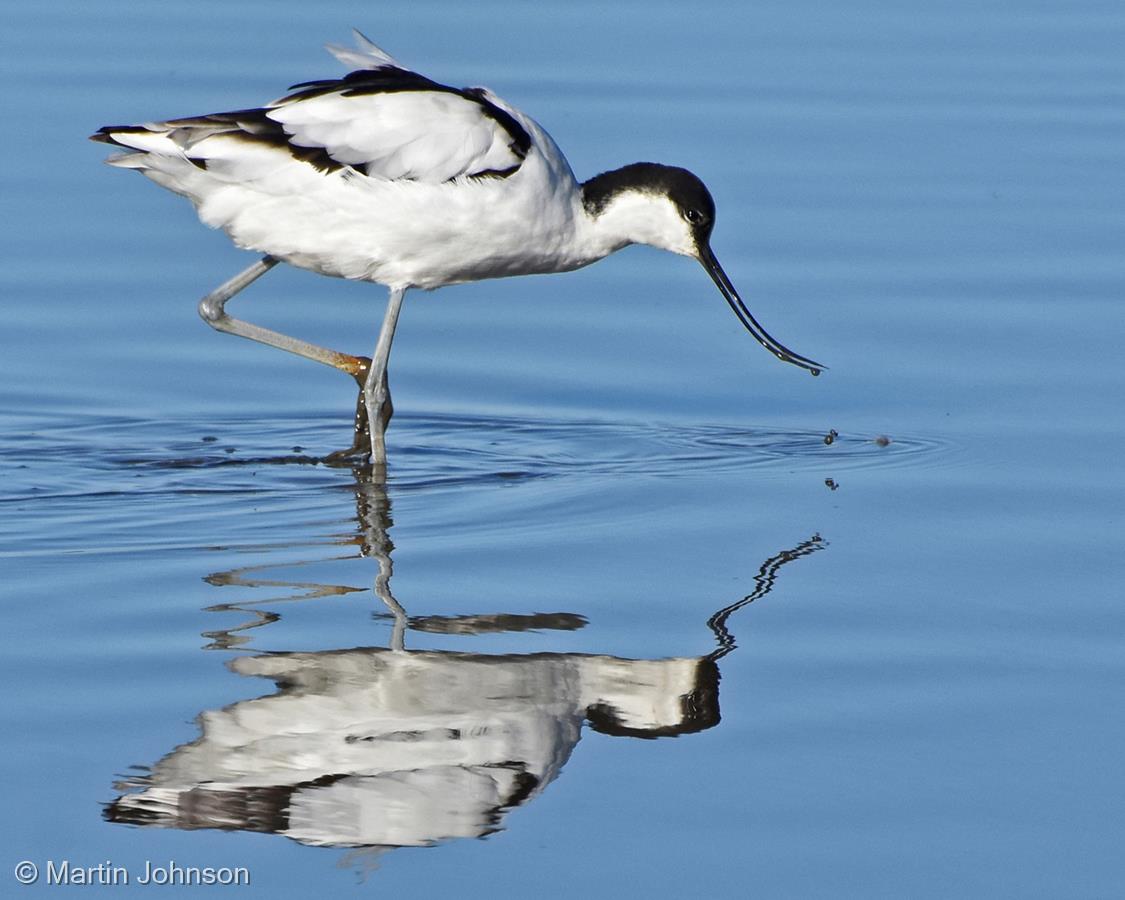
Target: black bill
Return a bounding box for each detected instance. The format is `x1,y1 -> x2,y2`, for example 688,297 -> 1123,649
699,245 -> 824,375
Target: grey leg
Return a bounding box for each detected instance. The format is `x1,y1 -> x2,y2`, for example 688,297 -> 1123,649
363,287 -> 407,465
198,256 -> 374,458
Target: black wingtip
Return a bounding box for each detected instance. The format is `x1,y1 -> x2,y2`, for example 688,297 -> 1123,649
89,125 -> 145,146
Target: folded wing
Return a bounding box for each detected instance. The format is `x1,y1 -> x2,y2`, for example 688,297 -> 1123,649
92,31 -> 531,184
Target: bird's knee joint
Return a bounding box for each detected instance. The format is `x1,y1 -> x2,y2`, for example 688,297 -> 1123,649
198,295 -> 226,325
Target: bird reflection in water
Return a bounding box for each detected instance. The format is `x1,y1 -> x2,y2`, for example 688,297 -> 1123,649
106,470 -> 824,865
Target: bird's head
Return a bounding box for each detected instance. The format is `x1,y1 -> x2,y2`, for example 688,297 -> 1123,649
582,163 -> 824,375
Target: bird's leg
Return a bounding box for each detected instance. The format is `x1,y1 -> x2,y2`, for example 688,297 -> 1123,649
330,359 -> 373,462
198,256 -> 373,458
363,287 -> 407,466
198,256 -> 365,372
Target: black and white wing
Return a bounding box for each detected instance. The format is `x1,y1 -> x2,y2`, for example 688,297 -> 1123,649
92,31 -> 533,184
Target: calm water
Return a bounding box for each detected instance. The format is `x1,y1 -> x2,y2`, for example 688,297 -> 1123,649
3,1 -> 1124,896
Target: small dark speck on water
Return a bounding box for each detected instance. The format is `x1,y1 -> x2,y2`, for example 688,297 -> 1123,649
873,435 -> 892,447
201,435 -> 217,443
825,478 -> 839,491
824,429 -> 839,446
225,447 -> 236,454
292,446 -> 304,452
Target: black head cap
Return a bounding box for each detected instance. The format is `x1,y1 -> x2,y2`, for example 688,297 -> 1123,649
582,162 -> 716,248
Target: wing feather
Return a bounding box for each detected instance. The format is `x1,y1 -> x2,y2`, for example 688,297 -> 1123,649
324,28 -> 405,71
266,89 -> 523,181
92,33 -> 533,184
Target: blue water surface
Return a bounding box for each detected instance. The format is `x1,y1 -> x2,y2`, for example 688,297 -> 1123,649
2,1 -> 1124,897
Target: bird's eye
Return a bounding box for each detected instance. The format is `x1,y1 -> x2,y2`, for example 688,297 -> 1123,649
684,208 -> 705,225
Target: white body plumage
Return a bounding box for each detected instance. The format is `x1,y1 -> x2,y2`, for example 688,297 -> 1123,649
102,37 -> 625,289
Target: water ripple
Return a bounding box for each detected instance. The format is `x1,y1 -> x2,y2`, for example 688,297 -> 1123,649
1,411 -> 956,502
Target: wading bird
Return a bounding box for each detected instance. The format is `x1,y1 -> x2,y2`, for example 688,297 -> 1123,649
92,31 -> 823,464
